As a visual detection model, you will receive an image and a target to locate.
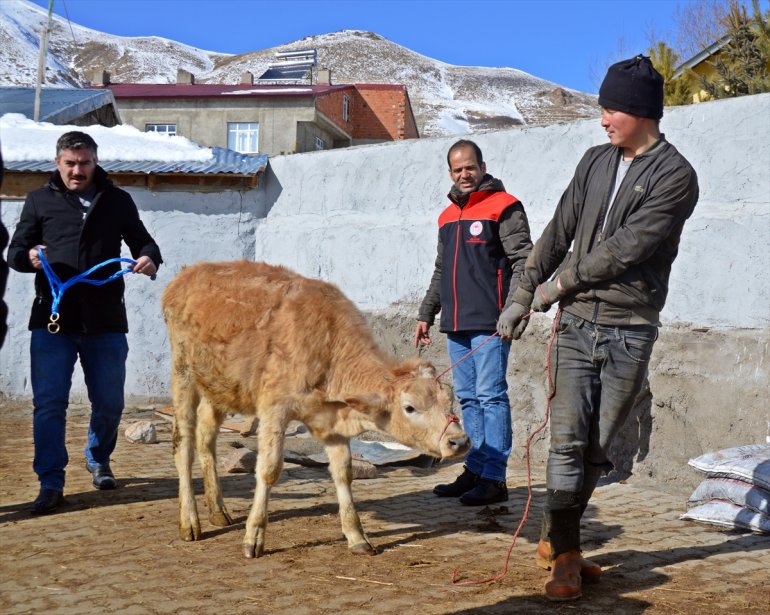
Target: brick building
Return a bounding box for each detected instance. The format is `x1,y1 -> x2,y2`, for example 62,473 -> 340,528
91,70 -> 419,156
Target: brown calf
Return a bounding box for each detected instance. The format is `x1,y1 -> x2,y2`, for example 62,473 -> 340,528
162,261 -> 469,558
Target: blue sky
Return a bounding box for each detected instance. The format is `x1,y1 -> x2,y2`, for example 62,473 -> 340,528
27,0 -> 764,93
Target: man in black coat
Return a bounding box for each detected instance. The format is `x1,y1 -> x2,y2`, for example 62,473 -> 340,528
8,131 -> 162,514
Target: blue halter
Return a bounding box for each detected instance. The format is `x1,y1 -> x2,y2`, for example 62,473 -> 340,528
38,247 -> 154,334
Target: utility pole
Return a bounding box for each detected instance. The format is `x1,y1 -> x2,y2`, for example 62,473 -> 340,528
33,0 -> 55,122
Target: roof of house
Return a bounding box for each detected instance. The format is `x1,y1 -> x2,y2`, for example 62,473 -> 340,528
673,35 -> 732,80
98,82 -> 408,99
3,148 -> 268,176
101,83 -> 351,99
0,86 -> 120,124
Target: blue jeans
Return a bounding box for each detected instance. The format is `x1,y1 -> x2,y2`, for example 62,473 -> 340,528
30,329 -> 129,491
447,331 -> 512,482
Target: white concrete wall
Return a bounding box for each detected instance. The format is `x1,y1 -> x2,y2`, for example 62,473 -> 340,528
2,93 -> 768,401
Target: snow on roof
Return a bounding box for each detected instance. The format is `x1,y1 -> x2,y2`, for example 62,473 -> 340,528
103,83 -> 351,99
0,113 -> 212,163
0,87 -> 119,125
224,87 -> 315,95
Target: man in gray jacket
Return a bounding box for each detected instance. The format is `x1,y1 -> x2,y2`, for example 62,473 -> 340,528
498,56 -> 698,601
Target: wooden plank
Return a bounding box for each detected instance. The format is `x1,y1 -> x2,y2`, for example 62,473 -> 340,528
2,170 -> 261,198
155,406 -> 258,434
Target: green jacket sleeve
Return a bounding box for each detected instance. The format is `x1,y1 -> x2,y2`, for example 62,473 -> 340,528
515,151 -> 588,302
560,163 -> 698,292
499,201 -> 533,307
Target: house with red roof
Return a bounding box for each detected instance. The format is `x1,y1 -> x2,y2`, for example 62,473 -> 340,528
90,69 -> 419,156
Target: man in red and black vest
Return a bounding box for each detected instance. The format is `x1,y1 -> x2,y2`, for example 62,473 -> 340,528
415,139 -> 532,506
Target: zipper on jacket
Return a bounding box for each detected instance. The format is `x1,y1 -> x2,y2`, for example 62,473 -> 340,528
452,209 -> 462,331
596,151 -> 623,243
497,268 -> 503,310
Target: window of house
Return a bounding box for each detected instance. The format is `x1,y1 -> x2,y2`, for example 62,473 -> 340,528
146,123 -> 177,136
315,136 -> 326,151
342,95 -> 350,122
227,122 -> 260,154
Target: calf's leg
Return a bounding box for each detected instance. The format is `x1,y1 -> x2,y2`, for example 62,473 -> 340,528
325,436 -> 377,555
196,397 -> 233,527
171,372 -> 201,542
242,406 -> 289,558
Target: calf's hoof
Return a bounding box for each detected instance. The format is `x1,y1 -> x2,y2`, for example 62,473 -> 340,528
209,509 -> 233,527
349,541 -> 378,556
243,542 -> 265,559
179,523 -> 201,542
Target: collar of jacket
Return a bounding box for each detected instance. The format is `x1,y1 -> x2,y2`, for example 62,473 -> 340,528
47,165 -> 112,195
448,174 -> 505,207
614,134 -> 668,161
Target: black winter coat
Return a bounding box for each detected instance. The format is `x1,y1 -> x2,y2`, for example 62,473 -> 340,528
8,167 -> 162,333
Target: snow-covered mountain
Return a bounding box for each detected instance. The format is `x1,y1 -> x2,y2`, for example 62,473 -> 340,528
0,0 -> 598,136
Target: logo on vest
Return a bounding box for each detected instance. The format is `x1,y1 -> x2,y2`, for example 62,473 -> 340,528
469,221 -> 483,236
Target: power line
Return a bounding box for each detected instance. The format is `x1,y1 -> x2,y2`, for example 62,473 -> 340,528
60,0 -> 78,45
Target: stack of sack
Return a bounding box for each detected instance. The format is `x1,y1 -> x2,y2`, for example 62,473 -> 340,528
681,444 -> 770,534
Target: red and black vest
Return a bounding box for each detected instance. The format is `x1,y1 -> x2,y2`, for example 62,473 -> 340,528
437,190 -> 520,333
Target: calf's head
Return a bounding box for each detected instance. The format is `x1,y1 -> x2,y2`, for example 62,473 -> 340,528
347,359 -> 470,459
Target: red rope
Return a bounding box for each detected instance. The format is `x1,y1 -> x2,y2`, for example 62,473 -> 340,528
450,308 -> 561,586
434,312 -> 533,382
437,414 -> 461,448
434,332 -> 499,382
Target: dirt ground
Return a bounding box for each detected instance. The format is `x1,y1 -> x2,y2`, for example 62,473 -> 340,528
0,401 -> 767,615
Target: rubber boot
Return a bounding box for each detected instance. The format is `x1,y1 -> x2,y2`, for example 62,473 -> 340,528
545,550 -> 583,601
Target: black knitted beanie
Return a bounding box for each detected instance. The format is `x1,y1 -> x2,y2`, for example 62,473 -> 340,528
598,55 -> 664,120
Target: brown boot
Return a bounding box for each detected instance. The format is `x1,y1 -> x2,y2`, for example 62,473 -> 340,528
544,550 -> 583,601
535,539 -> 602,582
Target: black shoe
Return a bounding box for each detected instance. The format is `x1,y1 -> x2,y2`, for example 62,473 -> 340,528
459,478 -> 509,506
30,488 -> 64,515
86,462 -> 117,490
433,466 -> 479,497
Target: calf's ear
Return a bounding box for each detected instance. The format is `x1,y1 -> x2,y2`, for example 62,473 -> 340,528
393,358 -> 437,379
343,393 -> 387,412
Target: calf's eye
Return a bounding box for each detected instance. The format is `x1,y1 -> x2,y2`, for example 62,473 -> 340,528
404,405 -> 416,414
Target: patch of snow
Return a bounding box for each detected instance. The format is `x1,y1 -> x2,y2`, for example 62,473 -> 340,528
0,113 -> 213,162
437,109 -> 471,135
223,87 -> 313,95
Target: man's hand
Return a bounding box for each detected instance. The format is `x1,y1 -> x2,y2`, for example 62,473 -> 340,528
132,255 -> 157,277
532,277 -> 565,313
497,302 -> 530,340
28,245 -> 46,270
414,321 -> 432,348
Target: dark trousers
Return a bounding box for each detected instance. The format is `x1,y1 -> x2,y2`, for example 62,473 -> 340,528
542,311 -> 657,556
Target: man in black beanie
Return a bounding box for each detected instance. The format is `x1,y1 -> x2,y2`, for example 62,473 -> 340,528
498,55 -> 698,601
